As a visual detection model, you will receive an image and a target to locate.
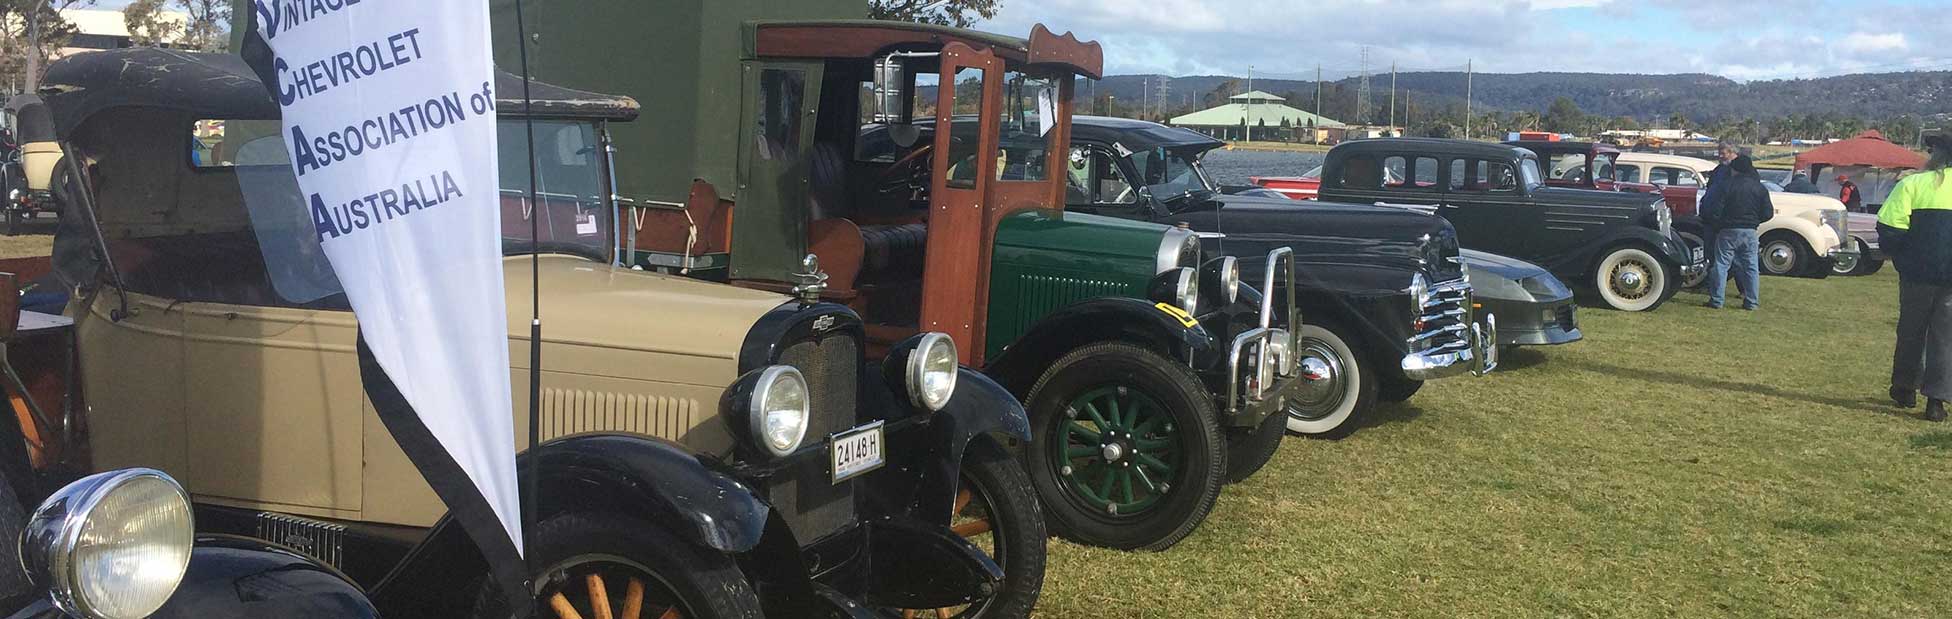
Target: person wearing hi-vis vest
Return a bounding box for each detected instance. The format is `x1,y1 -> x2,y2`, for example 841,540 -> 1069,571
1878,129 -> 1952,421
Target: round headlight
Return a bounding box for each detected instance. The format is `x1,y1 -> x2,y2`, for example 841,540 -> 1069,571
749,366 -> 810,456
25,468 -> 193,619
1212,256 -> 1240,305
1175,267 -> 1199,316
1407,272 -> 1429,316
906,332 -> 959,411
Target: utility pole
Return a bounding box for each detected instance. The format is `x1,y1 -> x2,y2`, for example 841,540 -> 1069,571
1246,65 -> 1254,143
1315,64 -> 1323,141
1464,59 -> 1474,140
1142,76 -> 1149,120
1389,62 -> 1397,135
1357,47 -> 1371,129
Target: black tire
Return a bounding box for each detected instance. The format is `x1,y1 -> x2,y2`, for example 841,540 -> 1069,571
1284,323 -> 1377,439
928,436 -> 1046,619
1759,232 -> 1810,277
1591,245 -> 1671,312
471,512 -> 763,619
1222,411 -> 1285,484
4,210 -> 18,236
1834,240 -> 1884,276
1023,342 -> 1224,552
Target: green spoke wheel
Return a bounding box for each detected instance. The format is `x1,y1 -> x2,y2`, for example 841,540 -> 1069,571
1048,386 -> 1184,516
1022,342 -> 1224,551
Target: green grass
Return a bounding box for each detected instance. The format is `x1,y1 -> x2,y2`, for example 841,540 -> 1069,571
1035,269 -> 1950,618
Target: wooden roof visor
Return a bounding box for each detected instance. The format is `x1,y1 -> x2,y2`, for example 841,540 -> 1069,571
752,20 -> 1104,79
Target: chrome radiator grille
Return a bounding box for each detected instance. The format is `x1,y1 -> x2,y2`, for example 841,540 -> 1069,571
257,512 -> 346,568
768,332 -> 860,543
1411,278 -> 1474,356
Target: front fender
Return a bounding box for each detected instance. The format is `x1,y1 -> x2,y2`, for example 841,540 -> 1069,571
981,296 -> 1217,396
890,369 -> 1030,524
520,434 -> 768,553
150,535 -> 378,619
1760,216 -> 1841,254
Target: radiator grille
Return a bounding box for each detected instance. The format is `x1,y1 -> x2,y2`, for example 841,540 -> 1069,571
257,512 -> 346,568
1556,305 -> 1577,332
540,388 -> 701,442
999,273 -> 1127,344
769,332 -> 860,542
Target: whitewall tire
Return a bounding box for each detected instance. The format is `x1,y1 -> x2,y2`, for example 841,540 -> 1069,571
1593,246 -> 1669,312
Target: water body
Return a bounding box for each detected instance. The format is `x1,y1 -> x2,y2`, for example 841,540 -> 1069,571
1200,149 -> 1325,187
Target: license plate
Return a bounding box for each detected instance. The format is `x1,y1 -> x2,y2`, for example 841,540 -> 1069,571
829,421 -> 886,483
1691,247 -> 1705,264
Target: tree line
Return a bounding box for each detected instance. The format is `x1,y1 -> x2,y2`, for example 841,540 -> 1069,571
0,0 -> 228,96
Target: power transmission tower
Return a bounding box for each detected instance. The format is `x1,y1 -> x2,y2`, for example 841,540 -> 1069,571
1156,77 -> 1171,119
1357,47 -> 1371,128
1465,59 -> 1474,140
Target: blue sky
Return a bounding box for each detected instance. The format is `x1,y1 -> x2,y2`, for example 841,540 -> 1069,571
978,0 -> 1952,81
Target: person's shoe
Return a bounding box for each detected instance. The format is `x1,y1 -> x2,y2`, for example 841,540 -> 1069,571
1703,302 -> 1722,309
1892,387 -> 1918,408
1927,399 -> 1948,422
1741,304 -> 1758,311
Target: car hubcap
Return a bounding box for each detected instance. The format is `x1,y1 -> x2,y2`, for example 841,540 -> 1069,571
1765,242 -> 1796,272
1610,259 -> 1654,300
538,556 -> 685,619
1052,386 -> 1178,516
1286,338 -> 1347,421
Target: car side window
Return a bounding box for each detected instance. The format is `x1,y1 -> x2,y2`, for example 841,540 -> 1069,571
1064,146 -> 1136,205
1338,154 -> 1386,190
1616,165 -> 1642,183
1653,166 -> 1700,187
1378,156 -> 1437,192
1448,158 -> 1519,193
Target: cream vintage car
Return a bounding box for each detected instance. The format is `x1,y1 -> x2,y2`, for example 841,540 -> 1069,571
31,48 -> 1045,619
1616,152 -> 1852,282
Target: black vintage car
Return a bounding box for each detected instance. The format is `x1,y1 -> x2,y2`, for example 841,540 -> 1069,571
1065,116 -> 1494,439
1316,139 -> 1698,312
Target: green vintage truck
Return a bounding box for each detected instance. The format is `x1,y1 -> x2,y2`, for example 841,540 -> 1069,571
493,3 -> 1306,551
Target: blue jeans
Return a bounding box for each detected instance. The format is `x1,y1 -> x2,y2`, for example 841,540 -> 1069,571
1708,228 -> 1759,308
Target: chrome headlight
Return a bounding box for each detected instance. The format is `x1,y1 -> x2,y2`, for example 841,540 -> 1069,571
1199,256 -> 1239,306
748,366 -> 810,456
24,468 -> 193,619
905,332 -> 958,411
1155,227 -> 1200,274
1174,268 -> 1199,315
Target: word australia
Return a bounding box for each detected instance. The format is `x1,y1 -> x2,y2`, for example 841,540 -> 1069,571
313,170 -> 463,242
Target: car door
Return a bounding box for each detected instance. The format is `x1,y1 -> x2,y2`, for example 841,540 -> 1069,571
1064,144 -> 1146,218
1440,156 -> 1538,258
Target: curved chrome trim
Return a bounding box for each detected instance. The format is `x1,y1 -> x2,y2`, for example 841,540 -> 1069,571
25,468 -> 193,619
748,366 -> 810,456
1156,227 -> 1198,275
904,332 -> 958,411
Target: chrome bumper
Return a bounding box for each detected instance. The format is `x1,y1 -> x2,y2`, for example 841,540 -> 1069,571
1227,248 -> 1300,414
1400,279 -> 1497,380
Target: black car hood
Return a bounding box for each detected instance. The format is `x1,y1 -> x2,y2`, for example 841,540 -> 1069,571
1186,192 -> 1461,281
1531,185 -> 1660,210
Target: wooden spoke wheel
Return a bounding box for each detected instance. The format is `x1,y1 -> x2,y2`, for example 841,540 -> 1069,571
540,557 -> 686,619
898,437 -> 1047,619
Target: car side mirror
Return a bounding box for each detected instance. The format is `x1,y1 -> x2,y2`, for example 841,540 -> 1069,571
0,272 -> 18,340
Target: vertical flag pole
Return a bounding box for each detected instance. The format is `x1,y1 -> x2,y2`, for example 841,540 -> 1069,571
512,0 -> 544,615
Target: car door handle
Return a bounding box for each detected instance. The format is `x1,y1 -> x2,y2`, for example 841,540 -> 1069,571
1374,201 -> 1439,214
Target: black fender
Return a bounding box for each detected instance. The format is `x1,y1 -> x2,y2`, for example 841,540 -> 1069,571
862,367 -> 1032,525
149,535 -> 379,619
981,296 -> 1217,397
1557,228 -> 1686,282
366,435 -> 768,615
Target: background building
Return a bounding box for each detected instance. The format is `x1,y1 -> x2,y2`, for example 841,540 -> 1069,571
1170,91 -> 1344,142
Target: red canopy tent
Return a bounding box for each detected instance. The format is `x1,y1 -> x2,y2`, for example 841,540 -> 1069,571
1794,130 -> 1927,171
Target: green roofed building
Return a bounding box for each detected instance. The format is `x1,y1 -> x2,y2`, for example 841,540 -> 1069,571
1169,91 -> 1344,142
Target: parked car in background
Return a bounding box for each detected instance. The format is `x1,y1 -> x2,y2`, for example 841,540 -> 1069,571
1461,249 -> 1583,350
1504,140 -> 1660,194
0,95 -> 61,235
1835,212 -> 1886,275
1617,152 -> 1854,282
1067,116 -> 1495,438
1316,138 -> 1697,312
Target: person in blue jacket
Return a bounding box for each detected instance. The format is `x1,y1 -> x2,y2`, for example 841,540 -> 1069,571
1880,129 -> 1952,421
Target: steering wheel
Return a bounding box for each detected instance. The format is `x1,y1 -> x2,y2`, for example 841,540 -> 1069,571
877,144 -> 934,195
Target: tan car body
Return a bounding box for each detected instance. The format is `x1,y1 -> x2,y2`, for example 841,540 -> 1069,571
1617,152 -> 1847,257
78,255 -> 788,528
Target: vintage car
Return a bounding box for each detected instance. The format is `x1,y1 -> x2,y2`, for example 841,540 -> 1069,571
514,9 -> 1307,551
0,95 -> 60,235
1505,140 -> 1660,194
1316,139 -> 1697,312
1066,116 -> 1499,436
1835,212 -> 1886,276
30,47 -> 1047,619
1617,152 -> 1853,281
1458,249 -> 1582,350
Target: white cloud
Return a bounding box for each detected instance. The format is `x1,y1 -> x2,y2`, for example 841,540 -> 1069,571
1837,32 -> 1907,54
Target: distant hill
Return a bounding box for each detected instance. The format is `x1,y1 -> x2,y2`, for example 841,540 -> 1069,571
1085,70 -> 1952,125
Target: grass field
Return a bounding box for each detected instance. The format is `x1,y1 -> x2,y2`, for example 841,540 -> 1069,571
1036,270 -> 1950,618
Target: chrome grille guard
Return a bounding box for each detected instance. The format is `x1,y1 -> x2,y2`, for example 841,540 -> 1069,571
1227,247 -> 1299,411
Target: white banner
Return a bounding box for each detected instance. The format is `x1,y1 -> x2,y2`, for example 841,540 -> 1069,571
252,0 -> 521,554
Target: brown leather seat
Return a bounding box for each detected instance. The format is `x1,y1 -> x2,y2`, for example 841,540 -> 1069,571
858,222 -> 927,285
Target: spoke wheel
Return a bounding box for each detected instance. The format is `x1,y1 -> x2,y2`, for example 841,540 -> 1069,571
1050,385 -> 1179,517
540,556 -> 686,619
898,437 -> 1045,619
1592,246 -> 1670,312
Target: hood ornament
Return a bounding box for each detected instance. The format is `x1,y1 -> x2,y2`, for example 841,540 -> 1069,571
790,253 -> 829,305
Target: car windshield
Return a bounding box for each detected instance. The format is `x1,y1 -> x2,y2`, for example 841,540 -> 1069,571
497,119 -> 613,260
1520,158 -> 1544,189
1130,146 -> 1212,200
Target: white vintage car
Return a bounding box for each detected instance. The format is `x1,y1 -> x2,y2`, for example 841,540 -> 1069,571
1617,152 -> 1852,282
